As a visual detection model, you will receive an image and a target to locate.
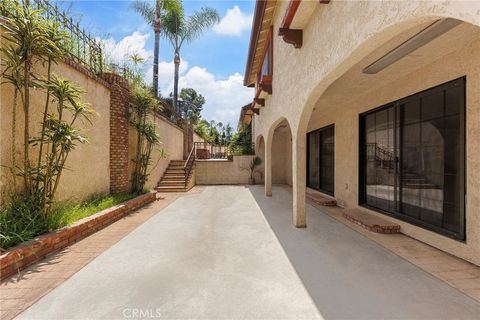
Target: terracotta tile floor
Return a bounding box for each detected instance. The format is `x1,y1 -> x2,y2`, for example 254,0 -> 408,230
0,187 -> 205,320
303,188 -> 480,303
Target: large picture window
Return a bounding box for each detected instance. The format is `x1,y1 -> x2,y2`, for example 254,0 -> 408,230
307,125 -> 335,195
359,77 -> 465,240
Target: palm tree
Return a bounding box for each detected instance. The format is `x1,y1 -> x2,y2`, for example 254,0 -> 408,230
129,53 -> 145,73
161,5 -> 219,110
130,0 -> 180,97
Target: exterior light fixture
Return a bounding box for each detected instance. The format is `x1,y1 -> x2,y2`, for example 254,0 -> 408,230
363,18 -> 462,74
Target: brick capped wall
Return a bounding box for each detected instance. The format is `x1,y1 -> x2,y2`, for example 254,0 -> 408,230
101,73 -> 131,194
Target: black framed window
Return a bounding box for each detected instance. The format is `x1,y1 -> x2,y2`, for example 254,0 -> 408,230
307,125 -> 335,195
359,77 -> 465,240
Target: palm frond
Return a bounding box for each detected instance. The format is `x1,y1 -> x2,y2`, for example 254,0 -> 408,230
163,0 -> 182,15
160,8 -> 183,46
130,0 -> 155,26
181,7 -> 219,45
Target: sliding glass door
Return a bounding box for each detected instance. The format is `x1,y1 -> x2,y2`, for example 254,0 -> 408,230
360,77 -> 465,240
307,125 -> 335,195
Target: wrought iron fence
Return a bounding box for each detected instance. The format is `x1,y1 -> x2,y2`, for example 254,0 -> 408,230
1,0 -> 104,74
34,0 -> 103,73
2,0 -> 188,128
156,102 -> 185,128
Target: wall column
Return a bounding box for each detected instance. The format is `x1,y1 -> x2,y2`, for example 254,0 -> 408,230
292,133 -> 306,227
264,133 -> 273,197
102,72 -> 131,194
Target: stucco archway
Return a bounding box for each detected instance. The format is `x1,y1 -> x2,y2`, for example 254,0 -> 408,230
291,16 -> 480,263
264,117 -> 292,197
294,13 -> 480,138
255,135 -> 265,184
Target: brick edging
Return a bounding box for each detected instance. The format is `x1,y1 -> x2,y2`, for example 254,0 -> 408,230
343,212 -> 401,234
306,194 -> 337,207
0,192 -> 156,281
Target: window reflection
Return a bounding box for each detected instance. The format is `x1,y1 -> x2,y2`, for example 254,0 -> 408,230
360,78 -> 464,239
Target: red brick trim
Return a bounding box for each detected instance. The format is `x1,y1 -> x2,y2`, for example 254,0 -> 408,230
0,192 -> 156,280
102,72 -> 131,194
306,193 -> 337,206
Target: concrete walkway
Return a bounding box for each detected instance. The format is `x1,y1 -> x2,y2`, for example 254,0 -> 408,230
18,186 -> 480,319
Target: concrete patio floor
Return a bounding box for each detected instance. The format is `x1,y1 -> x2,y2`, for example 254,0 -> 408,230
18,185 -> 480,319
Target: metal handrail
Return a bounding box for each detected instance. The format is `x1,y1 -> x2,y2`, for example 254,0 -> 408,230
366,143 -> 396,162
183,146 -> 196,187
193,141 -> 228,160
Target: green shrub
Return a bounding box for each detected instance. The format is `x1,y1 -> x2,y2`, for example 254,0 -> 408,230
0,193 -> 136,250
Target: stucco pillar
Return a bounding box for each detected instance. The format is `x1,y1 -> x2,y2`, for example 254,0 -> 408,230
264,134 -> 272,197
292,133 -> 306,228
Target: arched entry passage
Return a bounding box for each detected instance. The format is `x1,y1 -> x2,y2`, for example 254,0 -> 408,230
264,118 -> 292,196
255,135 -> 265,184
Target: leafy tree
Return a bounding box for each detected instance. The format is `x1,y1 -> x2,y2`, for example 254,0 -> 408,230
228,125 -> 254,155
179,87 -> 205,124
1,1 -> 94,214
225,123 -> 233,142
130,0 -> 181,97
194,120 -> 209,140
130,83 -> 165,193
161,4 -> 219,110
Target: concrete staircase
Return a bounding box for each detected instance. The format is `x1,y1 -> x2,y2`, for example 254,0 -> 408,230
155,160 -> 195,192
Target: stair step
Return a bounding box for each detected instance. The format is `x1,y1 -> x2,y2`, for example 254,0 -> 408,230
156,159 -> 193,192
162,175 -> 187,179
159,179 -> 186,183
155,186 -> 188,192
158,182 -> 186,186
403,183 -> 437,189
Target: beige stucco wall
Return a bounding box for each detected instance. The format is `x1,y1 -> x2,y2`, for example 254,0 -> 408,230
128,115 -> 184,191
252,1 -> 480,265
272,128 -> 292,185
255,1 -> 480,137
195,156 -> 259,185
1,59 -> 111,203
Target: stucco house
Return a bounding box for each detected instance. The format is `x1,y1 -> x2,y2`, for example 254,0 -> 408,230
242,0 -> 480,266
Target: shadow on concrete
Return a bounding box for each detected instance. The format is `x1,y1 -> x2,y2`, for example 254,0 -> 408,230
246,184 -> 480,320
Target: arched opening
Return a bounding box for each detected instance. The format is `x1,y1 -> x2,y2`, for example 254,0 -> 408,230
296,17 -> 479,257
255,135 -> 265,184
271,119 -> 293,186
